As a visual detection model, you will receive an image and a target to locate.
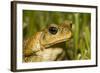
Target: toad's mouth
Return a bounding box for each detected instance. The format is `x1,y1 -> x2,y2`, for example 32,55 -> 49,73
44,39 -> 67,48
40,32 -> 72,48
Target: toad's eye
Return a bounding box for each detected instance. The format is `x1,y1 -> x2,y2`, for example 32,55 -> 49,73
48,26 -> 58,34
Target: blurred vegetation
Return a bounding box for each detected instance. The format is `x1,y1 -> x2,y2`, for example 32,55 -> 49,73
23,10 -> 91,60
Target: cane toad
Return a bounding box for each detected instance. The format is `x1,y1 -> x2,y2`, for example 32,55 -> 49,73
23,20 -> 72,62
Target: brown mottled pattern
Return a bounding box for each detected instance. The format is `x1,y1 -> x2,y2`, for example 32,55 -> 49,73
23,20 -> 72,62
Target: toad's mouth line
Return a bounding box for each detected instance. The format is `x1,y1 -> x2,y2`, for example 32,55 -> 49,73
44,39 -> 70,48
40,32 -> 72,48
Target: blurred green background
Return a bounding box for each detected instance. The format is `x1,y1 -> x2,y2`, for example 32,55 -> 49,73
23,10 -> 91,60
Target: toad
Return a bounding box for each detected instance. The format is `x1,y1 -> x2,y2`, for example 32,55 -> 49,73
23,20 -> 72,62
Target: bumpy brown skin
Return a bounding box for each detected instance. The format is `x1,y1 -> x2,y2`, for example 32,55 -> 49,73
23,20 -> 72,62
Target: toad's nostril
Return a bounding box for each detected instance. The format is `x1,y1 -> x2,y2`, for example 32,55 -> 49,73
49,27 -> 58,34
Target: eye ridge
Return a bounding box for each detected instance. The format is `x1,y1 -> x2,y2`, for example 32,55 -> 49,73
48,26 -> 58,34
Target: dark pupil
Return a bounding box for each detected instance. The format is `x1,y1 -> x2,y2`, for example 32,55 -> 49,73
49,27 -> 58,34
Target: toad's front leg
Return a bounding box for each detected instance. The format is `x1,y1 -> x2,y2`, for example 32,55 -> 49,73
25,48 -> 65,62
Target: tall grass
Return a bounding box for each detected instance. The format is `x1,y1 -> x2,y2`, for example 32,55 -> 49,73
23,10 -> 91,60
